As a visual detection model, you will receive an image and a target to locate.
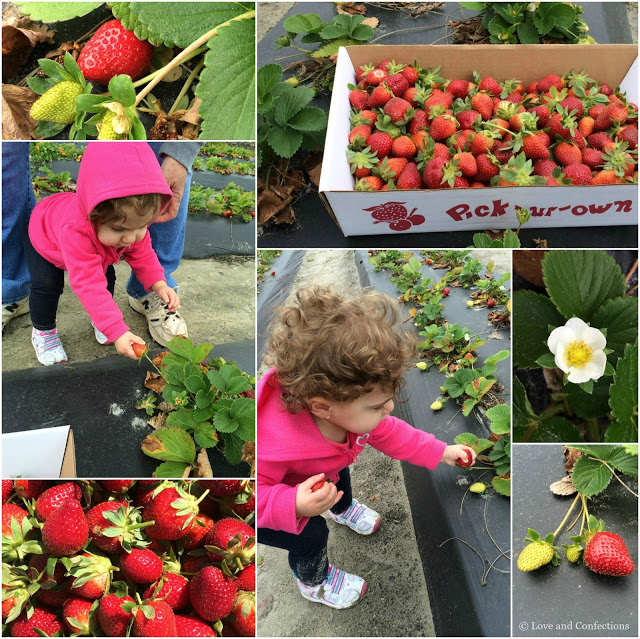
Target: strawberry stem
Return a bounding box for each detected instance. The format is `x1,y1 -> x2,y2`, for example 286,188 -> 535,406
135,10 -> 256,106
131,47 -> 206,90
168,59 -> 205,116
552,493 -> 581,539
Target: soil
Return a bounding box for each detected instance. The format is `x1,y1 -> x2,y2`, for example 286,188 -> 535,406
2,257 -> 255,372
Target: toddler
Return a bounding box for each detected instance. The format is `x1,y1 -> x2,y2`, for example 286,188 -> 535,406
257,286 -> 476,609
25,142 -> 179,365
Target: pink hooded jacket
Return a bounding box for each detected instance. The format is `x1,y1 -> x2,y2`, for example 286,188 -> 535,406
29,143 -> 173,343
257,368 -> 447,534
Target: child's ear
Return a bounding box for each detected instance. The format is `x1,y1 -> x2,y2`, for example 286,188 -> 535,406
307,397 -> 333,418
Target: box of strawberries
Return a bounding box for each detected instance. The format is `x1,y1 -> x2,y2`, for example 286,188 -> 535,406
318,44 -> 638,236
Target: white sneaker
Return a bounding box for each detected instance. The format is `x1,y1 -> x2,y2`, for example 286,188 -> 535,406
32,327 -> 67,365
328,499 -> 381,535
2,296 -> 29,329
91,322 -> 109,344
296,564 -> 367,609
128,292 -> 187,347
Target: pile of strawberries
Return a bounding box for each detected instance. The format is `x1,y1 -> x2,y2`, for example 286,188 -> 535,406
347,61 -> 638,190
2,479 -> 255,637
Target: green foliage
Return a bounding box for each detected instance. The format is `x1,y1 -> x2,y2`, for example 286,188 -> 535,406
188,182 -> 254,222
570,445 -> 638,497
14,2 -> 101,22
139,337 -> 255,475
460,2 -> 591,44
200,142 -> 254,159
257,63 -> 328,167
257,250 -> 282,291
32,167 -> 74,194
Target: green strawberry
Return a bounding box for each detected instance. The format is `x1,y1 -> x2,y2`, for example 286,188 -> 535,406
563,544 -> 583,563
98,111 -> 127,140
30,81 -> 83,124
517,529 -> 559,572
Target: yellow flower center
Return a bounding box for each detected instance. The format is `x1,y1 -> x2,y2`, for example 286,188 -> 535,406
564,340 -> 593,368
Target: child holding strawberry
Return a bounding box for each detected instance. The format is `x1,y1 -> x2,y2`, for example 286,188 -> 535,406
257,286 -> 476,609
24,142 -> 179,364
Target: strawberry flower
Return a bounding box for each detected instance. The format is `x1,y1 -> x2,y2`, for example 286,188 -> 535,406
547,317 -> 607,384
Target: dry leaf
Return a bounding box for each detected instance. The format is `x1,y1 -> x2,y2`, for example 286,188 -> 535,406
152,351 -> 169,368
144,371 -> 166,395
194,448 -> 214,478
408,307 -> 417,318
542,366 -> 564,392
336,3 -> 367,15
564,447 -> 583,473
550,476 -> 577,496
179,97 -> 202,127
147,413 -> 168,430
242,442 -> 255,477
369,493 -> 381,501
181,465 -> 192,478
2,84 -> 37,139
2,21 -> 54,81
361,17 -> 379,28
157,401 -> 175,414
257,188 -> 293,225
44,41 -> 81,61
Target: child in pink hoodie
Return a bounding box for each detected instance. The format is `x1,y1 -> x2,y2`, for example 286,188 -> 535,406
257,286 -> 476,609
25,142 -> 178,365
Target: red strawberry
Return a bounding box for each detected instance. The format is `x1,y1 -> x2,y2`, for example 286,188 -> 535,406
452,152 -> 477,178
198,480 -> 248,498
529,104 -> 551,128
397,163 -> 423,189
587,132 -> 615,151
205,518 -> 255,571
384,97 -> 413,123
401,65 -> 419,87
101,480 -> 136,494
423,157 -> 448,189
133,600 -> 177,637
183,513 -> 216,550
595,103 -> 629,131
471,92 -> 494,120
430,112 -> 458,140
470,131 -> 496,156
228,591 -> 255,637
442,287 -> 450,297
537,73 -> 564,94
3,480 -> 13,503
367,131 -> 394,159
182,555 -> 210,576
61,596 -> 93,635
9,605 -> 64,637
228,489 -> 255,521
190,567 -> 237,622
143,483 -> 203,540
68,551 -> 114,600
42,498 -> 88,556
143,573 -> 190,611
402,86 -> 420,108
564,163 -> 592,185
425,89 -> 453,114
456,448 -> 473,467
97,593 -> 134,637
386,73 -> 409,97
119,548 -> 163,583
578,116 -> 595,137
365,68 -> 387,86
560,96 -> 583,118
411,130 -> 431,151
368,83 -> 393,108
478,76 -> 502,97
85,500 -> 130,553
554,141 -> 583,166
35,482 -> 82,521
474,153 -> 500,182
584,531 -> 634,576
78,19 -> 154,84
447,79 -> 470,99
234,563 -> 256,592
28,554 -> 71,607
581,147 -> 604,169
174,614 -> 216,637
348,124 -> 371,147
407,109 -> 429,134
522,132 -> 551,161
13,480 -> 52,502
533,159 -> 560,177
450,130 -> 474,153
355,176 -> 384,191
391,135 -> 417,159
131,343 -> 148,359
592,169 -> 624,185
616,124 -> 638,150
456,109 -> 481,130
349,87 -> 369,111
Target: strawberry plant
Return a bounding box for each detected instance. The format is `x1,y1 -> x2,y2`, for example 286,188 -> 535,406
134,337 -> 255,477
32,167 -> 75,194
514,250 -> 638,442
188,183 -> 255,222
201,142 -> 254,160
470,209 -> 532,248
257,250 -> 281,291
11,2 -> 255,139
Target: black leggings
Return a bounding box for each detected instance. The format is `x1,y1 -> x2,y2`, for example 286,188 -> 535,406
23,232 -> 115,330
258,467 -> 353,586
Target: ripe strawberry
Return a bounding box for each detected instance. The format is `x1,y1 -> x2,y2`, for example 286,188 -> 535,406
474,153 -> 499,182
478,76 -> 502,97
471,92 -> 493,120
355,176 -> 384,191
487,299 -> 496,307
174,614 -> 216,637
30,81 -> 83,124
522,132 -> 551,161
85,500 -> 148,554
119,548 -> 163,583
397,163 -> 423,189
493,140 -> 514,165
402,86 -> 420,108
61,596 -> 93,635
450,130 -> 474,153
442,287 -> 450,296
190,566 -> 237,622
592,169 -> 624,185
365,68 -> 388,85
28,554 -> 71,607
368,84 -> 393,108
68,551 -> 114,600
537,73 -> 564,94
13,480 -> 52,502
446,79 -> 470,99
228,591 -> 255,637
564,163 -> 592,185
407,109 -> 429,134
367,131 -> 393,159
581,147 -> 604,169
411,130 -> 430,151
97,593 -> 134,637
2,480 -> 12,503
42,498 -> 88,556
182,555 -> 210,576
578,116 -> 595,137
35,482 -> 82,521
391,135 -> 417,159
143,573 -> 190,611
234,563 -> 256,592
205,518 -> 255,571
616,124 -> 638,150
554,141 -> 582,166
182,513 -> 216,551
384,97 -> 413,123
452,152 -> 477,177
471,131 -> 497,156
425,89 -> 453,114
529,104 -> 550,128
560,96 -> 583,118
401,65 -> 419,86
423,157 -> 448,189
349,87 -> 369,111
9,605 -> 64,637
133,600 -> 177,637
588,103 -> 606,120
348,124 -> 371,147
517,540 -> 557,571
456,109 -> 481,130
430,112 -> 458,140
101,480 -> 136,494
584,531 -> 634,576
455,448 -> 473,467
533,159 -> 560,177
142,483 -> 203,540
78,19 -> 154,84
386,73 -> 409,97
595,103 -> 629,131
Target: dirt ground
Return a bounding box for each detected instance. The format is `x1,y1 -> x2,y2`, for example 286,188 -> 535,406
2,257 -> 255,372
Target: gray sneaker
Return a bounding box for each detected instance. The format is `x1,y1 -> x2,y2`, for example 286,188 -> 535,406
2,296 -> 29,329
128,292 -> 188,346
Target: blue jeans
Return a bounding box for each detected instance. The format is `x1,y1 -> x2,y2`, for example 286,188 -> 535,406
126,142 -> 192,300
2,143 -> 35,304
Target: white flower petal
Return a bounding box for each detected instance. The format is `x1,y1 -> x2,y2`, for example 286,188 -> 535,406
554,349 -> 569,373
565,317 -> 590,340
548,326 -> 575,354
585,326 -> 607,350
567,366 -> 592,384
587,350 -> 607,378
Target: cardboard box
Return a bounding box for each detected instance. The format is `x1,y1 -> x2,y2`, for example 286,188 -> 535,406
2,426 -> 76,477
319,44 -> 638,236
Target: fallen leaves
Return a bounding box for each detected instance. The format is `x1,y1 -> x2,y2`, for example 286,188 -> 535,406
550,476 -> 577,496
2,84 -> 37,139
2,16 -> 55,81
242,441 -> 255,478
144,371 -> 166,395
194,448 -> 214,477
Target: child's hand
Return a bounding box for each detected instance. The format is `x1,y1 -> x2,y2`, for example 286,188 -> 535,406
295,474 -> 344,518
152,282 -> 180,311
114,332 -> 146,360
441,445 -> 477,467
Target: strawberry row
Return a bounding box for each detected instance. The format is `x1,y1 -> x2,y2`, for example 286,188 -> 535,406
347,62 -> 638,190
2,479 -> 255,637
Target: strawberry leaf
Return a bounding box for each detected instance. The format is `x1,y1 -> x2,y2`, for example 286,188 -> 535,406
13,2 -> 101,22
141,427 -> 196,464
571,455 -> 613,497
153,461 -> 191,478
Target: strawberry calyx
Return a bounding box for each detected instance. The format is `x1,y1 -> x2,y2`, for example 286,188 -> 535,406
97,503 -> 155,552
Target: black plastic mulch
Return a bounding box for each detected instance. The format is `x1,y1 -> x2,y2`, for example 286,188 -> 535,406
2,341 -> 254,477
512,445 -> 638,637
257,2 -> 636,249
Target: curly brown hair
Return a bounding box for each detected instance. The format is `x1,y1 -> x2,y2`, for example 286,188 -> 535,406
88,193 -> 163,227
265,285 -> 416,413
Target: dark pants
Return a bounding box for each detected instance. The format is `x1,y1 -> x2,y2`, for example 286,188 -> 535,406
259,467 -> 353,586
23,232 -> 115,330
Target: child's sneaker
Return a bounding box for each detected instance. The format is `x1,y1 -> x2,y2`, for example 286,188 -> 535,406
128,292 -> 188,347
32,328 -> 67,365
90,322 -> 108,345
328,499 -> 381,535
2,296 -> 29,329
296,564 -> 366,609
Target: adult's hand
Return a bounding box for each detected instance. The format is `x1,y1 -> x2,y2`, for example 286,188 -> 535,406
155,156 -> 188,223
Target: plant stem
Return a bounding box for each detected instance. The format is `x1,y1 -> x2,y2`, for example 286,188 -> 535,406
587,457 -> 639,498
135,10 -> 256,106
168,60 -> 205,116
552,493 -> 581,539
132,48 -> 206,89
586,418 -> 600,442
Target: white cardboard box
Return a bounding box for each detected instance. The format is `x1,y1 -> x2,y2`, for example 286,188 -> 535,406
2,426 -> 76,477
319,44 -> 638,236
